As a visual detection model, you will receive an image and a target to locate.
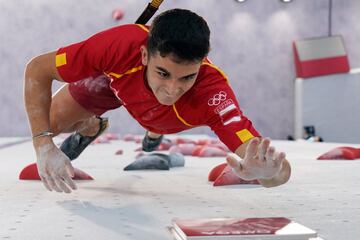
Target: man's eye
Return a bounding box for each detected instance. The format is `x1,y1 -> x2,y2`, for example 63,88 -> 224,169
184,76 -> 195,81
157,72 -> 168,78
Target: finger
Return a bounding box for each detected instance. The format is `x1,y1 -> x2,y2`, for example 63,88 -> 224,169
265,146 -> 276,163
226,154 -> 242,171
274,152 -> 286,167
53,175 -> 71,193
65,160 -> 75,178
39,175 -> 52,192
272,152 -> 285,169
46,175 -> 62,192
244,138 -> 260,160
62,173 -> 77,191
258,138 -> 270,161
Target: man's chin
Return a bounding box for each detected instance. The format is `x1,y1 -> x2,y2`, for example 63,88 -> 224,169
159,100 -> 175,106
158,97 -> 177,106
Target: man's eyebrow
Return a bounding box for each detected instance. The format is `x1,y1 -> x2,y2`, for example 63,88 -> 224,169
155,66 -> 197,79
155,66 -> 170,75
180,73 -> 197,79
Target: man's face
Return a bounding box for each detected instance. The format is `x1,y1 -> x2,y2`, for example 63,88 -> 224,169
141,46 -> 202,106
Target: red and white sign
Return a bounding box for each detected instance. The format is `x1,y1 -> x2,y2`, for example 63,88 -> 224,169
293,35 -> 350,78
171,217 -> 319,240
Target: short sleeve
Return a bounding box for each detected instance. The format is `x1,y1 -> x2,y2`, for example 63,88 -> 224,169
56,33 -> 109,82
55,24 -> 147,83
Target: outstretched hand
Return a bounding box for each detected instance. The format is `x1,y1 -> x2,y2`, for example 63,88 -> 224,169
226,138 -> 286,181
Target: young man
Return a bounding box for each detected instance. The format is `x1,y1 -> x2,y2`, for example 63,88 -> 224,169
24,9 -> 291,194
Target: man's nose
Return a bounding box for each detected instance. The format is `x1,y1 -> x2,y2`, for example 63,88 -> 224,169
165,79 -> 179,95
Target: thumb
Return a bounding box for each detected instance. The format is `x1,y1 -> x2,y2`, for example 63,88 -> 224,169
65,160 -> 75,178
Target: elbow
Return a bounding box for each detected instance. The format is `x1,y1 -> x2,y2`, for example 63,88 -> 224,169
24,58 -> 37,86
23,57 -> 51,101
25,51 -> 59,85
24,56 -> 40,80
24,55 -> 53,87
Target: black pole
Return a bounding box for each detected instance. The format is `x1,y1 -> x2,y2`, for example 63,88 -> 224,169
135,3 -> 158,24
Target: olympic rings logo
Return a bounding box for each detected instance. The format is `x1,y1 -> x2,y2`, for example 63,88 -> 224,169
208,91 -> 227,106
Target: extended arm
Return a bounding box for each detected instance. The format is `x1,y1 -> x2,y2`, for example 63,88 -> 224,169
24,51 -> 76,193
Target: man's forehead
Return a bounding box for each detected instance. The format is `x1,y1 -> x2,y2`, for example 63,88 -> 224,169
150,51 -> 201,66
153,60 -> 200,73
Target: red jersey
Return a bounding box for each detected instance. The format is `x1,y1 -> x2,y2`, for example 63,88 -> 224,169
56,24 -> 260,152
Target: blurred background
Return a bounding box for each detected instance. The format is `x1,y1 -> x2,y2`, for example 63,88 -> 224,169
1,0 -> 359,141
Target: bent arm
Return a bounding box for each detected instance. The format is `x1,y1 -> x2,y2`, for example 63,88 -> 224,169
24,51 -> 63,148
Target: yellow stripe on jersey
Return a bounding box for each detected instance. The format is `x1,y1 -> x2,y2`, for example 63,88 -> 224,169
107,66 -> 143,79
55,53 -> 67,67
136,24 -> 149,33
124,66 -> 143,74
108,72 -> 122,78
236,129 -> 254,143
172,104 -> 194,127
202,62 -> 230,85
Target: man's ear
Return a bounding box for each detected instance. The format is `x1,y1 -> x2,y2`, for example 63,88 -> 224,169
140,46 -> 148,66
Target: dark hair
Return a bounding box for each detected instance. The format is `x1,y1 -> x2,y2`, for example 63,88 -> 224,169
147,9 -> 210,62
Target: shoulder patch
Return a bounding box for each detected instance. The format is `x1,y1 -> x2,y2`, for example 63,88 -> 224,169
55,53 -> 67,67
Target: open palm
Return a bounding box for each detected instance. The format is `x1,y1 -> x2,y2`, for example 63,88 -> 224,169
226,138 -> 286,180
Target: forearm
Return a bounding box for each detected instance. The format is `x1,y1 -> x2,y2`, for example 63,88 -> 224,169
24,57 -> 54,148
258,159 -> 291,188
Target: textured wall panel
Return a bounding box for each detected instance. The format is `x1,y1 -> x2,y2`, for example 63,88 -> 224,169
1,0 -> 358,139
